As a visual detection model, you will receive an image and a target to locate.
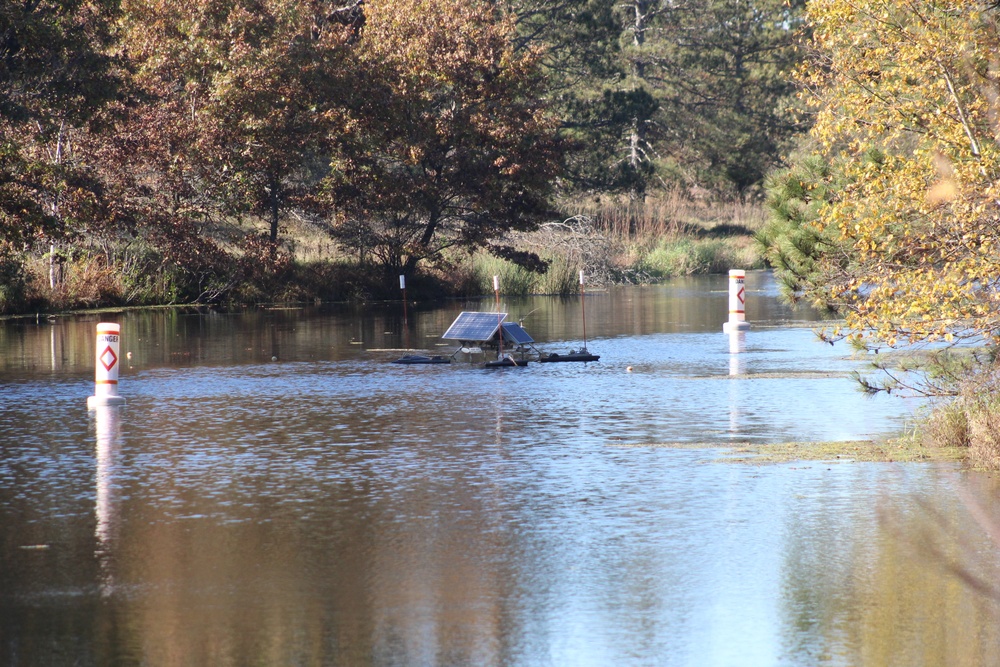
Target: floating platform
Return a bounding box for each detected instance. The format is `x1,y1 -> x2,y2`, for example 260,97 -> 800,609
538,351 -> 600,363
392,354 -> 452,365
484,357 -> 529,368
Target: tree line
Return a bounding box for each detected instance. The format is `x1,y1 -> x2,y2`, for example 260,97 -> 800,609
0,0 -> 805,310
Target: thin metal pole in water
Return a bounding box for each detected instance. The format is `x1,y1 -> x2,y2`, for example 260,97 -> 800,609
399,275 -> 409,350
579,270 -> 588,352
494,275 -> 503,360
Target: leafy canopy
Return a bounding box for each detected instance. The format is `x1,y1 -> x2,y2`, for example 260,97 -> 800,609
0,0 -> 124,255
775,0 -> 1000,351
326,0 -> 563,274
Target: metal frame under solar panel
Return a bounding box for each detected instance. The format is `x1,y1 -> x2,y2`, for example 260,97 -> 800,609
442,311 -> 507,342
501,322 -> 534,345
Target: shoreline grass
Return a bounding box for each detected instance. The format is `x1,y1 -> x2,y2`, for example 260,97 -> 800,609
2,192 -> 768,313
608,438 -> 967,465
493,193 -> 768,290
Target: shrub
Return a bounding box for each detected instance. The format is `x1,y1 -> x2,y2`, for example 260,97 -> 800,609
465,251 -> 582,297
917,368 -> 1000,469
967,399 -> 1000,469
536,254 -> 579,295
921,399 -> 971,449
0,255 -> 29,314
472,255 -> 537,296
639,239 -> 697,278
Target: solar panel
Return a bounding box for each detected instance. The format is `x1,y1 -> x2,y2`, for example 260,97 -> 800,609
442,311 -> 506,341
502,322 -> 534,345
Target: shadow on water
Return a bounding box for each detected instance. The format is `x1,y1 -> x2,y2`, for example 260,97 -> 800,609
1,272 -> 999,666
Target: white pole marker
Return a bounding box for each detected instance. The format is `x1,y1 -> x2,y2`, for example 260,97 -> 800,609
87,322 -> 126,408
723,270 -> 751,333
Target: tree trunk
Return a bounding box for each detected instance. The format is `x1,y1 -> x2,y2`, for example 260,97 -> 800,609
402,211 -> 441,275
628,0 -> 654,200
268,173 -> 281,243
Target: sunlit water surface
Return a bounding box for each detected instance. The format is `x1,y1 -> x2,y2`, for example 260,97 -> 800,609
2,273 -> 1000,666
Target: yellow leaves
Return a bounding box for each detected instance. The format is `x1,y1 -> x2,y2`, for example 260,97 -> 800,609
926,151 -> 958,204
803,0 -> 995,162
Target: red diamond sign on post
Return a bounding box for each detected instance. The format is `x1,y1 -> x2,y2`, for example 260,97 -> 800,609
724,269 -> 750,333
88,322 -> 125,408
100,345 -> 118,372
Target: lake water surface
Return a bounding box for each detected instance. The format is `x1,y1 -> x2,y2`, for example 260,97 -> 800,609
2,272 -> 1000,666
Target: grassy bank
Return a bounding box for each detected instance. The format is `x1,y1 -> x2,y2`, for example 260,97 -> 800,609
1,192 -> 767,313
458,193 -> 768,295
575,193 -> 767,281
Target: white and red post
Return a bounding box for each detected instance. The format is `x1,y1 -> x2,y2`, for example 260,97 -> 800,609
723,270 -> 751,333
400,275 -> 410,350
87,322 -> 126,408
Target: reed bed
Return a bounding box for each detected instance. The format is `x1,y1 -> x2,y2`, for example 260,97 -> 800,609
501,192 -> 770,287
574,191 -> 767,244
466,253 -> 579,297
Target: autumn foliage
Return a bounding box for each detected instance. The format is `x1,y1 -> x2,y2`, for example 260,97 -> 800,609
325,0 -> 562,276
0,0 -> 809,311
762,1 -> 1000,351
0,0 -> 564,308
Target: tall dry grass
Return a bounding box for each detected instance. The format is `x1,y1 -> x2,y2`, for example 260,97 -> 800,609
917,369 -> 1000,469
557,192 -> 769,282
574,191 -> 768,243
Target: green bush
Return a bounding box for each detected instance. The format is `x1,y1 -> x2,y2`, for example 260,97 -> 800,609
536,254 -> 579,295
468,253 -> 578,296
0,255 -> 28,314
634,236 -> 763,279
639,239 -> 697,278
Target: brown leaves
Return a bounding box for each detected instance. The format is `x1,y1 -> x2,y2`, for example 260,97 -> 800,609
325,0 -> 563,273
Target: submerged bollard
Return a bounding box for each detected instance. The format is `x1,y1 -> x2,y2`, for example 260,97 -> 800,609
87,322 -> 126,408
722,269 -> 751,333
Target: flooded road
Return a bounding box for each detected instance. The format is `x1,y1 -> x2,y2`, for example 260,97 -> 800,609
2,272 -> 999,665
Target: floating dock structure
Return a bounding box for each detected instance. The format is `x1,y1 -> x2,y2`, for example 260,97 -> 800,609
538,350 -> 600,363
442,311 -> 535,366
391,354 -> 452,365
538,270 -> 600,363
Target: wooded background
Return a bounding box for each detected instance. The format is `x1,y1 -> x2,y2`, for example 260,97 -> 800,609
0,0 -> 805,307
